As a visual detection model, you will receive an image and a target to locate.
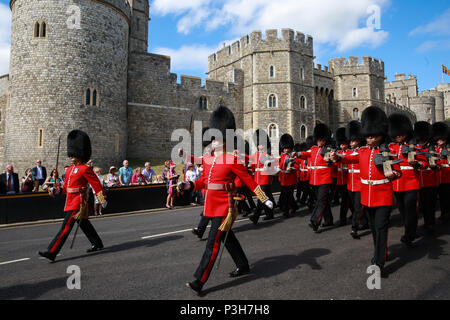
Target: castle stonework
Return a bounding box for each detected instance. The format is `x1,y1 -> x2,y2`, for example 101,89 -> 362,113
0,0 -> 445,175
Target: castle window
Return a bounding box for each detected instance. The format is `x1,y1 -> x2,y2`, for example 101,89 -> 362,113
353,108 -> 359,120
268,94 -> 277,108
300,125 -> 307,139
427,107 -> 432,115
115,134 -> 120,154
352,88 -> 358,98
376,88 -> 380,100
92,89 -> 98,106
34,22 -> 40,38
300,68 -> 305,81
300,96 -> 307,109
41,22 -> 47,37
38,129 -> 44,148
85,88 -> 100,106
85,89 -> 91,106
269,66 -> 275,78
268,123 -> 279,138
199,96 -> 207,110
34,21 -> 48,38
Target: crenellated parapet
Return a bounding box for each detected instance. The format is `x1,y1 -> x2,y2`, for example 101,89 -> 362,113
329,56 -> 385,78
208,29 -> 314,73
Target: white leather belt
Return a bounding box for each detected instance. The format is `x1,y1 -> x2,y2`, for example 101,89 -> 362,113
361,179 -> 390,185
348,169 -> 360,173
400,166 -> 414,170
310,166 -> 328,170
442,164 -> 450,168
300,169 -> 308,172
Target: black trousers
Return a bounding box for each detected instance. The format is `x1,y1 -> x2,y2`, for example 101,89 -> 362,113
196,213 -> 211,238
336,185 -> 350,223
438,183 -> 450,220
394,190 -> 419,242
236,187 -> 257,214
48,211 -> 103,255
296,180 -> 313,204
330,178 -> 339,204
348,190 -> 368,231
242,186 -> 257,210
310,184 -> 333,225
419,187 -> 437,227
280,185 -> 297,216
254,184 -> 275,219
365,205 -> 391,268
194,216 -> 249,284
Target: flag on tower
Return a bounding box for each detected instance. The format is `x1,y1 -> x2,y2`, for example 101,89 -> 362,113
443,65 -> 450,76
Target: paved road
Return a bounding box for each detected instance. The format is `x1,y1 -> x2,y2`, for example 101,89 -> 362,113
0,203 -> 449,300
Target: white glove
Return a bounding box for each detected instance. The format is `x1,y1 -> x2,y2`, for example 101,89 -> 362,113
101,201 -> 108,209
264,200 -> 273,210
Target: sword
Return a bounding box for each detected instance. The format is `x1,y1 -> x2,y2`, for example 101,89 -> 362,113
70,220 -> 80,249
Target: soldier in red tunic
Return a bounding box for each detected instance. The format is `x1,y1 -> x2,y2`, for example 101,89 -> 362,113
179,106 -> 273,295
388,114 -> 428,247
331,107 -> 401,274
278,134 -> 299,218
334,127 -> 351,227
297,124 -> 334,232
38,130 -> 107,262
414,122 -> 438,233
294,142 -> 311,207
432,122 -> 450,224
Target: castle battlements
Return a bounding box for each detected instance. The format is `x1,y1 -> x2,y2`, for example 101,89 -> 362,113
329,56 -> 384,74
208,29 -> 314,71
314,64 -> 333,78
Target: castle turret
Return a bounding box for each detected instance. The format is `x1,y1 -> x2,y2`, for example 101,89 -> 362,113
128,0 -> 150,53
6,0 -> 130,173
419,90 -> 444,122
409,96 -> 436,124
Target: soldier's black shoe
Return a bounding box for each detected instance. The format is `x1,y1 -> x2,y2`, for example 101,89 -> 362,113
359,224 -> 370,231
192,228 -> 203,239
39,251 -> 56,262
350,230 -> 360,239
309,222 -> 319,232
87,245 -> 104,253
249,215 -> 259,225
186,280 -> 204,295
322,222 -> 334,228
229,266 -> 250,278
400,236 -> 413,248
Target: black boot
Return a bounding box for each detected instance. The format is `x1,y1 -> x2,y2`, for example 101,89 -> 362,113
87,245 -> 104,253
186,280 -> 204,295
38,251 -> 56,262
229,266 -> 250,278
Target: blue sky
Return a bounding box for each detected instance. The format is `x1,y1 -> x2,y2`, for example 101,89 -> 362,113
0,0 -> 449,90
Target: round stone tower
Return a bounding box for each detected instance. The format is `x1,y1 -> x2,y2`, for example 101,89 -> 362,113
409,96 -> 436,124
420,90 -> 444,122
6,0 -> 130,174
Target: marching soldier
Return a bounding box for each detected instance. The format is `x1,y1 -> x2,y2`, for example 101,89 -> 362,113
249,129 -> 276,224
432,122 -> 450,224
38,130 -> 107,262
335,128 -> 351,226
344,121 -> 369,239
305,135 -> 316,210
415,121 -> 438,233
388,114 -> 428,247
178,105 -> 273,295
278,134 -> 299,218
297,124 -> 334,232
295,142 -> 311,207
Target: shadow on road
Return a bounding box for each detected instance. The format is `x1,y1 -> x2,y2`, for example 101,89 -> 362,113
0,277 -> 67,300
202,248 -> 331,296
53,235 -> 184,264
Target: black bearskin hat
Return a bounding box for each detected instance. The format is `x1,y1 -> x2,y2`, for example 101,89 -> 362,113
336,127 -> 349,146
253,129 -> 272,154
431,122 -> 449,142
279,133 -> 294,151
313,123 -> 331,142
209,105 -> 236,143
294,142 -> 308,152
305,135 -> 315,149
413,121 -> 431,143
346,121 -> 364,142
388,113 -> 413,140
361,106 -> 388,137
202,127 -> 214,148
67,130 -> 92,164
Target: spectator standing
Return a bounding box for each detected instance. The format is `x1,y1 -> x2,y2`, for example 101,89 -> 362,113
186,163 -> 200,205
163,161 -> 179,209
118,160 -> 133,186
32,160 -> 47,192
93,167 -> 105,216
107,166 -> 121,188
21,168 -> 35,193
42,169 -> 61,193
142,162 -> 156,184
0,165 -> 21,194
131,167 -> 146,186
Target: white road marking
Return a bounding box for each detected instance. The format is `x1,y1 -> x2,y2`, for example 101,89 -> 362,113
141,218 -> 250,240
0,258 -> 30,266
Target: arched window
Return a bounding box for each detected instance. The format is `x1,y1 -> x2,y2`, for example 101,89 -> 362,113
376,88 -> 380,100
353,108 -> 359,120
300,125 -> 307,139
34,22 -> 40,38
41,22 -> 47,37
92,89 -> 97,106
300,95 -> 307,109
352,87 -> 358,98
269,66 -> 275,78
199,96 -> 207,110
300,68 -> 305,81
85,89 -> 91,106
268,123 -> 279,138
268,94 -> 277,108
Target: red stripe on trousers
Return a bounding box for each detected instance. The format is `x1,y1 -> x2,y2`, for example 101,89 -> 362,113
50,211 -> 75,253
201,217 -> 225,283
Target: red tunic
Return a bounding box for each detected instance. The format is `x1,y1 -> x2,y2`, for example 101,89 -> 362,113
298,146 -> 332,186
388,143 -> 427,192
345,149 -> 361,192
436,145 -> 450,185
62,164 -> 106,212
296,158 -> 309,182
417,146 -> 438,188
278,153 -> 298,186
193,152 -> 269,218
341,146 -> 401,207
335,150 -> 349,186
249,152 -> 272,186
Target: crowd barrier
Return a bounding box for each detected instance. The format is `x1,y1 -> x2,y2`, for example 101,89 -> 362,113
0,179 -> 281,225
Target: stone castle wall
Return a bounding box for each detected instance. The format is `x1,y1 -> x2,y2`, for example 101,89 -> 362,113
6,0 -> 130,175
409,96 -> 436,124
0,75 -> 9,170
436,83 -> 450,120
